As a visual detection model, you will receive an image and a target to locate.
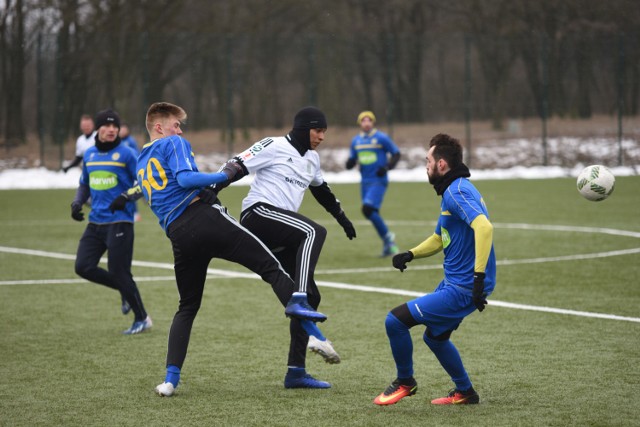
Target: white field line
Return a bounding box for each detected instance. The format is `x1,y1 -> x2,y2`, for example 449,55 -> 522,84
1,242 -> 639,323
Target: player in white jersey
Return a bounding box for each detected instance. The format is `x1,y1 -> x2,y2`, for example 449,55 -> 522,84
63,114 -> 97,173
227,107 -> 357,389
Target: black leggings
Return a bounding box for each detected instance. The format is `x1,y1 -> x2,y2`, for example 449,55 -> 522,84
165,201 -> 296,368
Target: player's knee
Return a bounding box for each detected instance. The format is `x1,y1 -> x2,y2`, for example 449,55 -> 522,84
74,259 -> 92,278
423,329 -> 453,349
315,223 -> 327,240
308,222 -> 327,243
361,204 -> 377,219
387,303 -> 419,330
385,312 -> 408,337
307,290 -> 321,309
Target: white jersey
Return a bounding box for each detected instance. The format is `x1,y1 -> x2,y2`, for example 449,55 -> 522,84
75,131 -> 97,157
240,135 -> 324,213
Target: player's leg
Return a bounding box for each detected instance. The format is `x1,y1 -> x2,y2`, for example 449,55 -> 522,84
105,222 -> 151,334
241,203 -> 326,294
361,182 -> 397,257
156,209 -> 210,396
373,302 -> 419,405
75,224 -> 118,290
409,283 -> 479,404
285,281 -> 332,388
239,203 -> 327,321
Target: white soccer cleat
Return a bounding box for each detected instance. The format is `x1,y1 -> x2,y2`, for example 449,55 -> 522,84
123,316 -> 153,335
307,335 -> 341,364
155,382 -> 175,397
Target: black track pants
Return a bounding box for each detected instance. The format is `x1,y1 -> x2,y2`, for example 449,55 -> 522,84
75,222 -> 147,321
240,202 -> 326,367
165,201 -> 295,368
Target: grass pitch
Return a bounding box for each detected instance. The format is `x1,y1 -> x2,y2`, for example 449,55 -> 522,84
1,177 -> 639,426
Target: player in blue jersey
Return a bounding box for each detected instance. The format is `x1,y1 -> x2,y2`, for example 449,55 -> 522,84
345,111 -> 401,257
69,109 -> 151,335
128,102 -> 335,397
373,133 -> 496,406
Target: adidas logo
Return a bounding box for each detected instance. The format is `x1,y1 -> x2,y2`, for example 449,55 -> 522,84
287,158 -> 294,163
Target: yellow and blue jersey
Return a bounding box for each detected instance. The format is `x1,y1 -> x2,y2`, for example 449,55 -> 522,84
348,129 -> 399,182
436,178 -> 496,293
136,135 -> 201,232
80,144 -> 137,224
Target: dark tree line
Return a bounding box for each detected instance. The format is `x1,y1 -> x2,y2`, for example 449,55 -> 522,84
1,0 -> 638,148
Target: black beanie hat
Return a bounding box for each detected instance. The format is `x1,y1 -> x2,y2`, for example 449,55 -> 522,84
95,109 -> 121,130
293,106 -> 327,130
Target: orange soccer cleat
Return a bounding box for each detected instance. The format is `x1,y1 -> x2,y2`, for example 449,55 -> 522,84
431,388 -> 480,405
373,378 -> 418,406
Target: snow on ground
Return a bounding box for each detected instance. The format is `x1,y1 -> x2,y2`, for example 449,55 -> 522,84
0,164 -> 636,190
0,137 -> 638,189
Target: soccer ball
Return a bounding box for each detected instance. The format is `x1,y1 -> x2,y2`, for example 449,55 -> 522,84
576,165 -> 615,201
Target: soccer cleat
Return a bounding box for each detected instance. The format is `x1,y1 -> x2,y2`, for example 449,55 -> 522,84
284,370 -> 331,389
284,293 -> 327,322
373,378 -> 417,405
308,335 -> 341,364
123,316 -> 153,335
381,243 -> 399,257
430,388 -> 480,405
381,232 -> 400,257
121,297 -> 131,315
155,382 -> 175,397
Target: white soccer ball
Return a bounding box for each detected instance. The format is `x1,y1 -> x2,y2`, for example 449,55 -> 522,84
576,165 -> 615,201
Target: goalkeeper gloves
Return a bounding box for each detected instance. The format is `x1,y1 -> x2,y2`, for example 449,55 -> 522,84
392,251 -> 413,272
333,210 -> 356,240
71,201 -> 84,222
472,272 -> 488,312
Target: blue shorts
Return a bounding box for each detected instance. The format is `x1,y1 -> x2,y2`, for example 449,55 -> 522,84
361,181 -> 388,210
407,281 -> 477,337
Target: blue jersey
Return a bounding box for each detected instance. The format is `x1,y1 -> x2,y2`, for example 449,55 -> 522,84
436,177 -> 496,294
136,135 -> 202,232
80,143 -> 137,224
348,129 -> 399,182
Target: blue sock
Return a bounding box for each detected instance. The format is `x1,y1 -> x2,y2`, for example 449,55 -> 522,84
369,211 -> 389,239
300,320 -> 326,341
165,365 -> 181,388
423,333 -> 472,391
385,312 -> 414,379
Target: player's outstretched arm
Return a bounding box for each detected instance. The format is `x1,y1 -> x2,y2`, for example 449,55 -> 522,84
310,182 -> 356,240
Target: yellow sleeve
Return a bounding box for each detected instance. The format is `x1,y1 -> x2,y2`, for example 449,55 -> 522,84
470,214 -> 493,273
409,233 -> 443,259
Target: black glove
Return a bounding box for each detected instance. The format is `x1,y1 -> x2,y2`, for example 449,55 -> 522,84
376,165 -> 388,177
334,210 -> 356,240
392,251 -> 413,272
109,194 -> 128,212
71,201 -> 84,222
220,159 -> 246,183
198,185 -> 221,205
472,272 -> 488,312
345,158 -> 356,170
